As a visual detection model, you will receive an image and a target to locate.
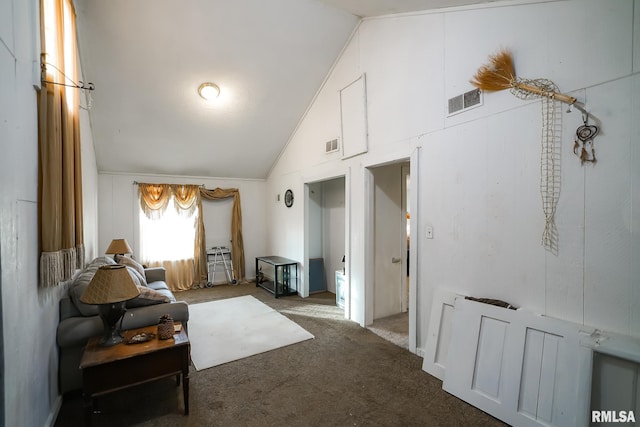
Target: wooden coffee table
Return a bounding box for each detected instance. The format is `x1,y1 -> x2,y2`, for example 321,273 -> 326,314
80,323 -> 190,425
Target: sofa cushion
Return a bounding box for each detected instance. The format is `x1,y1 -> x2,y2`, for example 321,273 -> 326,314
126,285 -> 174,308
118,256 -> 147,286
69,257 -> 116,316
147,280 -> 170,291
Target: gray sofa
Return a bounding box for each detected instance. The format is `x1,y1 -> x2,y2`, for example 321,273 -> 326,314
57,258 -> 189,394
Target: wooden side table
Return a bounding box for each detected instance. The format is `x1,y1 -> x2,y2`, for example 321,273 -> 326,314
80,324 -> 190,425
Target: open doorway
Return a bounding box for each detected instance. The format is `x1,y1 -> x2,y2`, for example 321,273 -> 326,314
367,161 -> 410,349
305,176 -> 347,315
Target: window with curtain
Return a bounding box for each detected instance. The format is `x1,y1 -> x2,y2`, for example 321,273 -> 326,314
138,183 -> 247,290
38,0 -> 84,287
138,184 -> 200,291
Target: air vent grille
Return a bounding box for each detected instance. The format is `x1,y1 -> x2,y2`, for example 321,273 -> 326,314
448,88 -> 482,116
325,138 -> 339,153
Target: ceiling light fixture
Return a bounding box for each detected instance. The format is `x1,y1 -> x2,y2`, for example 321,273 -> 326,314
198,82 -> 220,101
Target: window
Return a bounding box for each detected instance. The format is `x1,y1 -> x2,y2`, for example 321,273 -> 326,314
139,195 -> 198,263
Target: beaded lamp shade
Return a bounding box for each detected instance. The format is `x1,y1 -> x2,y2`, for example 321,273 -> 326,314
105,238 -> 133,255
80,264 -> 140,304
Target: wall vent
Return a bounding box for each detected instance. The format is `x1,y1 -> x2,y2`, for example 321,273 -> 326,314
447,88 -> 482,116
325,138 -> 339,153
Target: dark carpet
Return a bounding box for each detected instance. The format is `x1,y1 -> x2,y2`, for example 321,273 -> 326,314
54,282 -> 507,426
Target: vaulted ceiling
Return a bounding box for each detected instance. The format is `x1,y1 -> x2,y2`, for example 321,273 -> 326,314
75,0 -> 496,179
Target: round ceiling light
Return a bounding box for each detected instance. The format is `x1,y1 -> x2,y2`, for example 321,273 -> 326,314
198,82 -> 220,100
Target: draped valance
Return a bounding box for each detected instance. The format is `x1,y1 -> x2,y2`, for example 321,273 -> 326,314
139,183 -> 199,220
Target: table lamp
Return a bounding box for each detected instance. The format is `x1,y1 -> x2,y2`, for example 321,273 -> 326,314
105,238 -> 133,261
80,264 -> 140,346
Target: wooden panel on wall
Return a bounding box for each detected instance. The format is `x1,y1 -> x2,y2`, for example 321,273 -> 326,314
340,75 -> 368,159
422,289 -> 461,380
444,298 -> 592,427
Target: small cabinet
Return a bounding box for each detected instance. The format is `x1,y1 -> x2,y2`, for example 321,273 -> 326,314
256,256 -> 298,298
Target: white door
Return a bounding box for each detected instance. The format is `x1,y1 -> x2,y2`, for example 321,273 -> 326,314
373,163 -> 404,320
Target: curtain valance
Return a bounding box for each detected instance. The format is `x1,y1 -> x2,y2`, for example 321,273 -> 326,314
138,183 -> 199,220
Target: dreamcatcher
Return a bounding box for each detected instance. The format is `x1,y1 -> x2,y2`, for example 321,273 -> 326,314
573,111 -> 599,164
470,50 -> 597,254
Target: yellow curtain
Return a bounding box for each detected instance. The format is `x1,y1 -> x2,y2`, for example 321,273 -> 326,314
138,183 -> 171,220
172,184 -> 199,218
196,188 -> 246,285
38,0 -> 84,287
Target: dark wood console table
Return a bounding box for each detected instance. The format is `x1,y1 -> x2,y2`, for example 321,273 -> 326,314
255,256 -> 299,298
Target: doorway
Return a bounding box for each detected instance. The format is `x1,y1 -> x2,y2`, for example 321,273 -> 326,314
367,161 -> 411,349
305,176 -> 347,315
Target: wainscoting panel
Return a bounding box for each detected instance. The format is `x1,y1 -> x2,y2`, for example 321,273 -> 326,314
422,289 -> 462,380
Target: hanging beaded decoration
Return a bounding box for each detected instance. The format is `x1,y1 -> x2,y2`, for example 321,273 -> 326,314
470,50 -> 581,255
510,78 -> 562,254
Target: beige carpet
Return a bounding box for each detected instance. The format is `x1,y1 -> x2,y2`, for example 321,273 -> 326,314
188,295 -> 314,370
368,311 -> 409,349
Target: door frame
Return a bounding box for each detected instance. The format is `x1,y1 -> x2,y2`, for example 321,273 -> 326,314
303,168 -> 351,320
364,148 -> 419,353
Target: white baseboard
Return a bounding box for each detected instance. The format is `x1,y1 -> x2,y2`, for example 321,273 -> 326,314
45,395 -> 63,427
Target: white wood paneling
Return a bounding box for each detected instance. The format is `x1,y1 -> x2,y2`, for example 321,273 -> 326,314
584,78 -> 633,335
423,289 -> 462,380
472,315 -> 509,399
635,0 -> 640,73
340,75 -> 368,159
631,73 -> 640,337
444,298 -> 593,427
359,14 -> 441,146
591,352 -> 640,421
0,0 -> 14,56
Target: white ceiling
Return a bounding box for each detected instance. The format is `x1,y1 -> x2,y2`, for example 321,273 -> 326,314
75,0 -> 495,179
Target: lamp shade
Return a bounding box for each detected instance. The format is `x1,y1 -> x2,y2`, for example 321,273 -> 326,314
80,264 -> 140,304
105,238 -> 133,255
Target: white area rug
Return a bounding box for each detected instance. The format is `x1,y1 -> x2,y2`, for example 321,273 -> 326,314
188,295 -> 314,370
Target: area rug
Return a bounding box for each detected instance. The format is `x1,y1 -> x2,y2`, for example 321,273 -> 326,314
188,295 -> 314,370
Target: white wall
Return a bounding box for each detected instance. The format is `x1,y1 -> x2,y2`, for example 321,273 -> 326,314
0,0 -> 100,425
98,173 -> 268,282
266,0 -> 640,350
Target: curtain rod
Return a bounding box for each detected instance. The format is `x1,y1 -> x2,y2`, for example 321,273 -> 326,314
133,181 -> 205,187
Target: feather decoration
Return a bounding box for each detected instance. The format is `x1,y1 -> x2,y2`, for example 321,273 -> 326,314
471,50 -> 576,105
470,50 -> 516,92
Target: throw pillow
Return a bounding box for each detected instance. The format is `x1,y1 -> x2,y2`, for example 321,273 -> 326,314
118,256 -> 147,286
124,265 -> 147,288
126,286 -> 172,308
